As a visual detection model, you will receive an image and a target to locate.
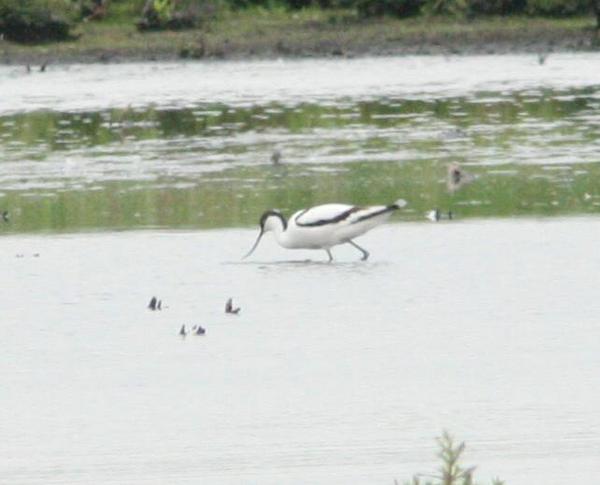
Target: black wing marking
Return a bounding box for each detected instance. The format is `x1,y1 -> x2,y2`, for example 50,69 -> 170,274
294,206 -> 362,227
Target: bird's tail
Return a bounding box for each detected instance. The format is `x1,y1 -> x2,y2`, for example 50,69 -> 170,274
351,198 -> 408,225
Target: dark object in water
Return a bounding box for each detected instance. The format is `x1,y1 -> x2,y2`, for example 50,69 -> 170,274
194,326 -> 206,335
446,162 -> 475,193
40,62 -> 47,72
225,298 -> 241,315
148,296 -> 162,311
1,211 -> 9,222
179,324 -> 187,336
271,149 -> 282,165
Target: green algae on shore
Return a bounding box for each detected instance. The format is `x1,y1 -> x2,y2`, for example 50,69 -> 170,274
0,11 -> 598,64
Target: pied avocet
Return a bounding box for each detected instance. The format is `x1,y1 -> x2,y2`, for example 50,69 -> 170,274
243,199 -> 406,261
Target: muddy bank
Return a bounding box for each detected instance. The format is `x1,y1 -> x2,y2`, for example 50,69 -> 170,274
1,16 -> 599,65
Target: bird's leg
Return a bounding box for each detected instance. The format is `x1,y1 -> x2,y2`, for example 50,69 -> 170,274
326,249 -> 333,262
348,240 -> 369,261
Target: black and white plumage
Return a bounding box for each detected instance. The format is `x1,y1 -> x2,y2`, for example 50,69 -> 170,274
426,209 -> 453,222
243,199 -> 406,261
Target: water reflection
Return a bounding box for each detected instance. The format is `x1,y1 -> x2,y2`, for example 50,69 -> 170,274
1,73 -> 600,233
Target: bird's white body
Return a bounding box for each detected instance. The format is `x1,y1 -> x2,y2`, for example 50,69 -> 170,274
245,199 -> 406,261
272,204 -> 396,249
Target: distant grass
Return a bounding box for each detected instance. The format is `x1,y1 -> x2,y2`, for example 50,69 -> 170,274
0,10 -> 597,63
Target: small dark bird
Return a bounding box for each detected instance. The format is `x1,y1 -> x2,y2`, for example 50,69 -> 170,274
179,325 -> 187,337
538,53 -> 548,65
194,326 -> 206,335
157,300 -> 162,310
447,162 -> 475,193
40,62 -> 47,72
148,296 -> 158,311
225,298 -> 241,315
271,149 -> 282,165
1,211 -> 9,222
26,64 -> 31,73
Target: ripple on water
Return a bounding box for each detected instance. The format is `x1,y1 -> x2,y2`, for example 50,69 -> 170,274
0,55 -> 600,230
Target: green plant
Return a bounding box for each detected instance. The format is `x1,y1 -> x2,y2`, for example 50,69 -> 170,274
401,431 -> 504,485
0,0 -> 74,42
356,0 -> 424,17
137,0 -> 221,31
421,0 -> 469,15
465,0 -> 526,15
525,0 -> 590,16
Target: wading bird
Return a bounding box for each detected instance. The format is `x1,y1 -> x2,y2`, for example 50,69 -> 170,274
243,199 -> 406,262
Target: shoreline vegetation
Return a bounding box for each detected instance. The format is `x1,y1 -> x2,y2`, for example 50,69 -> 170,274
1,2 -> 600,64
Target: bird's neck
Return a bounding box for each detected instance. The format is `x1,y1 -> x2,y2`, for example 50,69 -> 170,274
267,216 -> 292,247
272,225 -> 289,245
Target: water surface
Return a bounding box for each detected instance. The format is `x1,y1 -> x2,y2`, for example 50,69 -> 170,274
2,220 -> 600,484
2,54 -> 600,484
1,54 -> 600,232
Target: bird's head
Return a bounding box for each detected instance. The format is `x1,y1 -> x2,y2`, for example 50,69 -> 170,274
260,210 -> 286,233
243,210 -> 287,259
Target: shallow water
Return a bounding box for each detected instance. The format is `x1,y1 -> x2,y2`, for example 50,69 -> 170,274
2,54 -> 600,484
1,54 -> 600,232
2,220 -> 600,484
